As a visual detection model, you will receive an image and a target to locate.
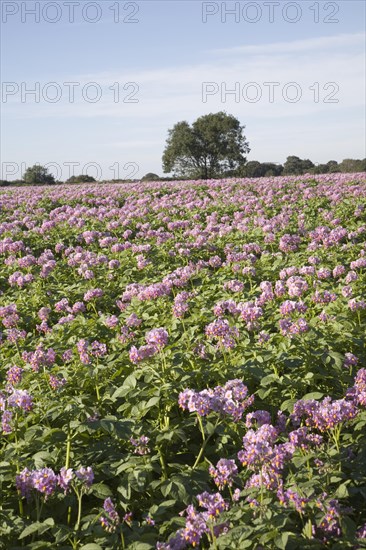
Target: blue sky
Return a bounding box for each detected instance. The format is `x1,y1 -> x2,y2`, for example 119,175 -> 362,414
1,0 -> 365,181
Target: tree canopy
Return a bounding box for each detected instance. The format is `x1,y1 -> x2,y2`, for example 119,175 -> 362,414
283,156 -> 315,175
66,175 -> 96,183
162,112 -> 250,179
141,172 -> 161,181
243,161 -> 283,178
23,165 -> 56,185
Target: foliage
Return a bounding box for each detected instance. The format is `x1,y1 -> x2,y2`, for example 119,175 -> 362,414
339,159 -> 366,173
283,156 -> 315,176
66,175 -> 97,184
242,161 -> 283,178
23,165 -> 56,185
0,173 -> 365,549
141,174 -> 161,182
162,112 -> 250,179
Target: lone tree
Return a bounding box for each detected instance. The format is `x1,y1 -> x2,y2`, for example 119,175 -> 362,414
162,112 -> 250,179
23,164 -> 55,185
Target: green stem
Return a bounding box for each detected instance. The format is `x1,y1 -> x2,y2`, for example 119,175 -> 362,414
89,301 -> 99,318
209,521 -> 218,549
331,425 -> 342,473
192,442 -> 208,470
74,490 -> 83,535
14,415 -> 24,517
17,489 -> 24,517
164,408 -> 170,429
32,495 -> 43,542
95,358 -> 101,402
259,468 -> 264,518
159,350 -> 167,374
181,317 -> 188,341
65,425 -> 72,526
197,414 -> 205,442
65,425 -> 72,469
15,341 -> 22,362
67,505 -> 72,527
95,369 -> 100,402
192,416 -> 219,470
158,447 -> 168,480
331,424 -> 341,454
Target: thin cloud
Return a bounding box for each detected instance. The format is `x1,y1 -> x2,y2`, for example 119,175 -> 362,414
209,32 -> 365,55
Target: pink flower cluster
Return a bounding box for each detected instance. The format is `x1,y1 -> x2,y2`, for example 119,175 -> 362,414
16,465 -> 94,499
205,319 -> 239,349
129,328 -> 168,363
179,379 -> 253,422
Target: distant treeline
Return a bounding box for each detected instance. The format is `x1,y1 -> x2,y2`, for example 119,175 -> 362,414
134,157 -> 366,181
1,157 -> 365,186
239,157 -> 366,178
